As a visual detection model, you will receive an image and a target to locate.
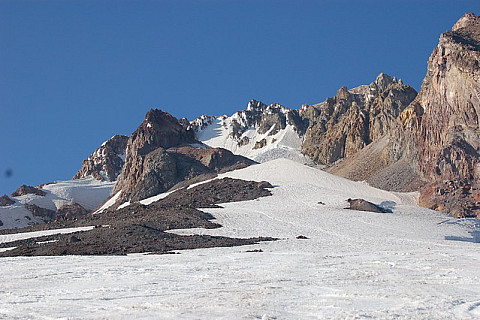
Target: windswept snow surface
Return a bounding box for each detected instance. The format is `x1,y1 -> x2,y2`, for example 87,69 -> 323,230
0,178 -> 115,229
1,159 -> 480,319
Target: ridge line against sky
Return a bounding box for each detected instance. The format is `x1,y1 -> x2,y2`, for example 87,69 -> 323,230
1,0 -> 479,194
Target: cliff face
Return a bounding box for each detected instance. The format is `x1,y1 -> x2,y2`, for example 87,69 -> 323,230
398,13 -> 480,181
395,13 -> 480,217
73,135 -> 129,182
112,109 -> 255,204
113,109 -> 197,202
301,73 -> 417,165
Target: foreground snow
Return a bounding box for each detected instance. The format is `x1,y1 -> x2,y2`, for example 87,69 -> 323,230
1,159 -> 479,319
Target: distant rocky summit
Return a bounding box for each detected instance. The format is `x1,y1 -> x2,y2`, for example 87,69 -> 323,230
11,185 -> 46,197
191,100 -> 309,164
73,134 -> 128,182
0,195 -> 15,206
301,73 -> 417,165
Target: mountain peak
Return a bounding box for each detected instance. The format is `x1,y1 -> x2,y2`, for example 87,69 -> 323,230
373,72 -> 396,91
452,12 -> 479,31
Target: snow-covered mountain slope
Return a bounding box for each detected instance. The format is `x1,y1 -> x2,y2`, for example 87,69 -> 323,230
192,100 -> 311,164
0,178 -> 114,230
2,159 -> 478,319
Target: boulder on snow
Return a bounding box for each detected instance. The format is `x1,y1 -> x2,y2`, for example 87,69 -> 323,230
346,198 -> 391,213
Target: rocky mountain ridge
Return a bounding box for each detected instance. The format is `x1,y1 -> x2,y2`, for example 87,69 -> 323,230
73,135 -> 129,182
2,13 -> 479,229
191,100 -> 309,164
301,73 -> 417,165
111,109 -> 255,206
329,12 -> 480,218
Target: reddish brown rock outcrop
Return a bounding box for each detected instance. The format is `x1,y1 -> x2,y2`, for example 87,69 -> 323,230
302,73 -> 417,165
25,204 -> 55,219
393,13 -> 480,217
73,135 -> 128,182
11,185 -> 46,197
0,194 -> 15,206
56,203 -> 90,220
327,14 -> 480,218
113,109 -> 196,202
112,109 -> 255,204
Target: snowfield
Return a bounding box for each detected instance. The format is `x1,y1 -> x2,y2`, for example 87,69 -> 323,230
0,178 -> 115,230
195,114 -> 311,164
1,159 -> 480,319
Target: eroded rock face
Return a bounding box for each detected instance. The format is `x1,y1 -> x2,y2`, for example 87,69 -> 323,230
392,13 -> 480,217
11,185 -> 46,197
56,203 -> 90,220
0,195 -> 15,206
113,110 -> 256,204
73,135 -> 128,182
113,109 -> 197,202
397,13 -> 480,182
419,179 -> 480,218
122,146 -> 256,202
302,73 -> 417,165
25,204 -> 55,219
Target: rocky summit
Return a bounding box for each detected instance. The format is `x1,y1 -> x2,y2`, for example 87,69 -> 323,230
112,109 -> 255,205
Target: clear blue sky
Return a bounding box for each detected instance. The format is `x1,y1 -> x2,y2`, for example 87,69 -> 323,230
1,0 -> 478,194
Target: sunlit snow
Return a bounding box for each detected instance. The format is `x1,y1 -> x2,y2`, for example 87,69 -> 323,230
1,159 -> 479,319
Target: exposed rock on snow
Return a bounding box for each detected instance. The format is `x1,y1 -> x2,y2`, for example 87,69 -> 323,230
73,135 -> 128,182
0,178 -> 274,256
0,178 -> 115,230
0,195 -> 14,206
55,203 -> 90,220
24,204 -> 56,219
346,198 -> 392,213
192,100 -> 309,164
11,185 -> 46,197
